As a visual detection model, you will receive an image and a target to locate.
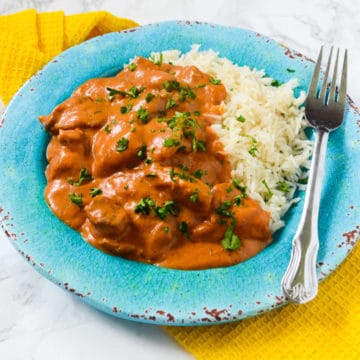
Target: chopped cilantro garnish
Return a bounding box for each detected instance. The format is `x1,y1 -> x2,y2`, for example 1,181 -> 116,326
106,86 -> 144,99
134,197 -> 178,220
116,137 -> 129,152
163,80 -> 181,92
271,79 -> 282,87
163,138 -> 180,147
155,200 -> 178,220
151,52 -> 163,65
163,226 -> 169,234
193,110 -> 201,116
179,86 -> 196,101
277,181 -> 290,193
189,188 -> 199,203
68,168 -> 93,186
120,104 -> 133,114
165,98 -> 177,110
134,197 -> 153,215
104,124 -> 111,133
136,145 -> 147,160
232,179 -> 246,195
233,195 -> 242,206
68,193 -> 83,208
216,200 -> 233,218
221,219 -> 240,250
193,169 -> 205,179
262,179 -> 273,201
136,107 -> 150,123
179,221 -> 190,239
129,63 -> 137,71
90,188 -> 102,197
145,93 -> 155,103
287,68 -> 295,73
246,135 -> 258,157
210,78 -> 222,85
236,115 -> 246,123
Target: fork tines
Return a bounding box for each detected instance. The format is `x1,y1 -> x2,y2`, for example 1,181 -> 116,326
308,46 -> 348,105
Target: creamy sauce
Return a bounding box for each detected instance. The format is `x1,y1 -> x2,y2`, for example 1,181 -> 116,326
39,57 -> 272,270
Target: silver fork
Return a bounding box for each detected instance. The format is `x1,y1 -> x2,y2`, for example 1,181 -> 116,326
281,46 -> 348,304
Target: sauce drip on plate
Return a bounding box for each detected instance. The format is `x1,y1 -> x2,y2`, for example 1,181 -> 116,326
39,57 -> 272,270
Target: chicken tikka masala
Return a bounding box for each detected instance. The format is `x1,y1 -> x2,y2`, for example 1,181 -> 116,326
39,56 -> 272,270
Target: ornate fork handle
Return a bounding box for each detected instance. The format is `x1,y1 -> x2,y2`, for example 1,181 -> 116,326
281,128 -> 329,304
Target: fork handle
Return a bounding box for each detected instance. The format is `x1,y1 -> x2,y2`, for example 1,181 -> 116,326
281,127 -> 329,304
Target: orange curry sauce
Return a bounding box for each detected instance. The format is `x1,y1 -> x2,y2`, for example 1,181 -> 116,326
39,57 -> 272,270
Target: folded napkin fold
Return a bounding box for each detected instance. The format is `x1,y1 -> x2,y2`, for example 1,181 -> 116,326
0,9 -> 138,104
1,10 -> 359,360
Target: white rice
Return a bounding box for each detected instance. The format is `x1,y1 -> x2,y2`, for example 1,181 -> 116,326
151,45 -> 312,232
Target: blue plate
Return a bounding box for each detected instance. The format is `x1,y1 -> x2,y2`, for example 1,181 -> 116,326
1,21 -> 359,325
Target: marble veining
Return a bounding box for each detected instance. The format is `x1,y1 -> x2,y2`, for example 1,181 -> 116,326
0,0 -> 359,359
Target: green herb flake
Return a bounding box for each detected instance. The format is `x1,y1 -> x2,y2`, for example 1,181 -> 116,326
116,137 -> 129,152
193,169 -> 205,179
68,192 -> 83,208
163,80 -> 181,92
151,52 -> 163,66
236,115 -> 246,123
277,181 -> 290,193
232,179 -> 247,195
136,107 -> 150,123
163,226 -> 169,234
155,200 -> 178,220
271,79 -> 282,87
165,98 -> 177,110
210,78 -> 222,85
226,186 -> 233,193
189,188 -> 199,203
120,104 -> 133,114
262,179 -> 273,201
179,221 -> 190,239
233,195 -> 242,206
287,68 -> 296,73
163,138 -> 180,147
129,63 -> 137,71
104,124 -> 111,133
246,135 -> 258,157
90,188 -> 102,197
107,86 -> 144,99
67,168 -> 93,186
221,220 -> 240,250
136,145 -> 147,160
145,93 -> 155,103
134,197 -> 152,215
193,110 -> 201,116
215,200 -> 233,218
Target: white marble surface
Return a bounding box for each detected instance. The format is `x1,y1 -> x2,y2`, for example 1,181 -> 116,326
0,0 -> 359,359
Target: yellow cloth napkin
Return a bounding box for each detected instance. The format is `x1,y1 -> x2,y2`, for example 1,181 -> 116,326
0,9 -> 138,105
166,243 -> 360,360
1,10 -> 359,360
